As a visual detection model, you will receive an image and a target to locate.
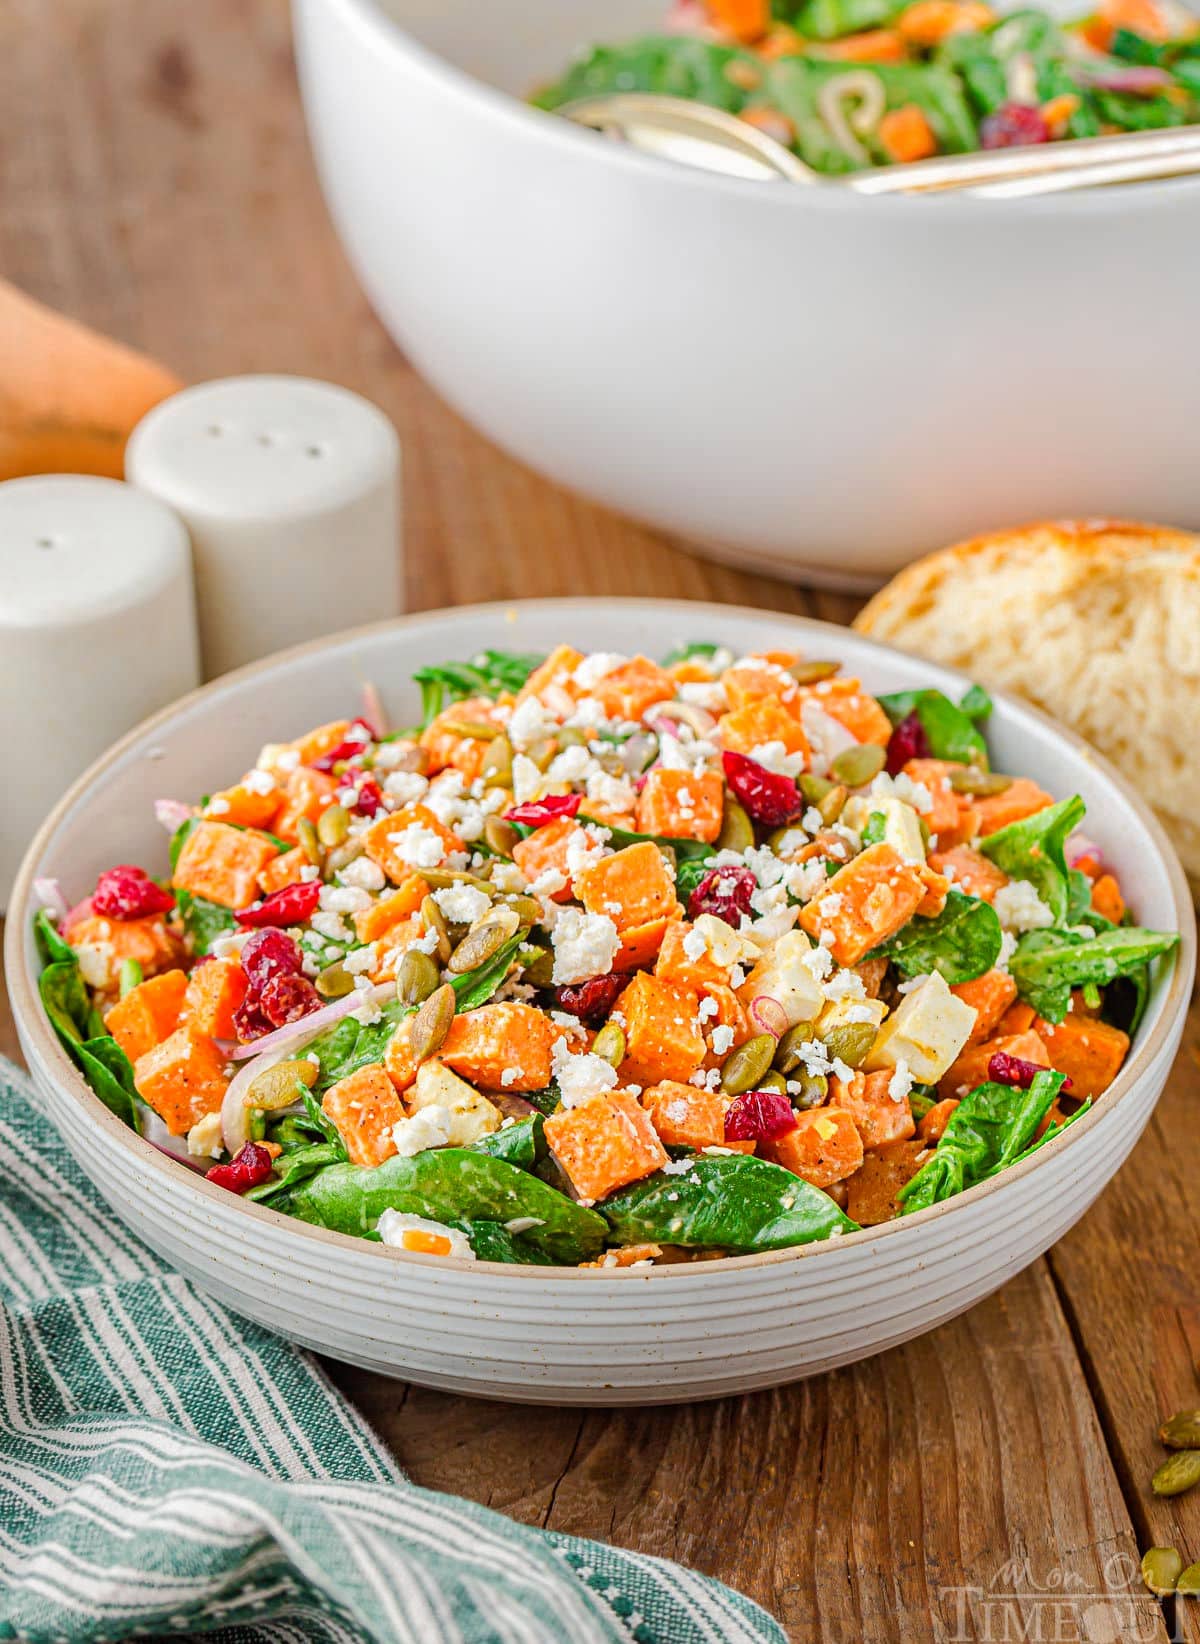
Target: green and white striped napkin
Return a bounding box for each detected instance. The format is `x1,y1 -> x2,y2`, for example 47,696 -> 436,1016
0,1059 -> 785,1644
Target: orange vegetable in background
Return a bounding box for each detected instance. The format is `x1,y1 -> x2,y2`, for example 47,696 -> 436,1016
0,280 -> 181,481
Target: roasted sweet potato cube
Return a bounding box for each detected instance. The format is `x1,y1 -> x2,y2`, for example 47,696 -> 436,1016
918,1097 -> 959,1142
440,1003 -> 555,1092
831,1069 -> 916,1148
419,697 -> 509,782
353,876 -> 428,943
655,921 -> 730,991
576,841 -> 677,933
363,804 -> 465,885
613,915 -> 674,972
939,1029 -> 1050,1099
383,1014 -> 421,1093
616,972 -> 706,1086
172,820 -> 279,911
699,984 -> 753,1064
641,1081 -> 725,1150
997,1001 -> 1037,1036
635,766 -> 724,844
65,913 -> 184,991
720,660 -> 802,716
1033,1012 -> 1130,1099
133,1027 -> 229,1136
258,847 -> 309,896
845,1139 -> 928,1226
181,956 -> 249,1041
974,777 -> 1055,836
204,782 -> 282,831
720,695 -> 811,761
1090,873 -> 1126,925
951,969 -> 1019,1045
916,865 -> 950,918
322,1062 -> 406,1167
900,760 -> 972,842
516,644 -> 585,704
585,657 -> 675,721
798,843 -> 926,966
544,1091 -> 668,1202
273,767 -> 339,843
372,917 -> 426,981
291,720 -> 353,767
761,1106 -> 864,1188
511,817 -> 583,901
797,677 -> 892,746
104,969 -> 188,1062
928,844 -> 1009,903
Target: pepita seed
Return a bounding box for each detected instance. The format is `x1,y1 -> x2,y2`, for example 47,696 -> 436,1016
789,660 -> 840,686
793,1070 -> 828,1109
818,783 -> 848,826
501,894 -> 543,927
830,743 -> 886,789
245,1059 -> 318,1111
484,816 -> 521,858
798,773 -> 835,806
527,737 -> 558,772
717,797 -> 754,852
410,982 -> 455,1062
592,1023 -> 626,1068
315,959 -> 355,999
1160,1410 -> 1200,1449
1178,1561 -> 1200,1596
948,767 -> 1011,796
441,719 -> 499,740
420,895 -> 453,963
720,1033 -> 777,1096
1141,1547 -> 1182,1596
418,867 -> 494,893
396,948 -> 441,1006
521,945 -> 555,987
766,825 -> 806,858
482,735 -> 513,786
297,817 -> 324,868
326,837 -> 365,872
1152,1450 -> 1200,1497
774,1022 -> 815,1075
317,804 -> 351,848
757,1070 -> 787,1096
555,726 -> 588,748
448,914 -> 517,974
821,1022 -> 878,1069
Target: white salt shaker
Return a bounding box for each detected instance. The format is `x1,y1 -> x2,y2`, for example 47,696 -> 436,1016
126,375 -> 401,680
0,475 -> 201,909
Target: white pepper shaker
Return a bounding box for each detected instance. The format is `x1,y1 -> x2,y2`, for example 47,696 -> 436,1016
0,475 -> 201,909
125,375 -> 402,680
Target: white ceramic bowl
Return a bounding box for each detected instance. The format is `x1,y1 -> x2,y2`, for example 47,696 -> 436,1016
7,601 -> 1194,1404
291,0 -> 1200,589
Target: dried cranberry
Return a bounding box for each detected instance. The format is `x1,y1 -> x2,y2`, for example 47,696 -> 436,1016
980,103 -> 1051,149
259,971 -> 322,1028
240,928 -> 303,992
232,995 -> 274,1043
554,972 -> 627,1023
885,710 -> 931,775
988,1050 -> 1072,1093
207,1141 -> 274,1193
349,777 -> 385,817
505,794 -> 583,827
725,1089 -> 798,1143
721,750 -> 802,827
92,865 -> 175,921
236,880 -> 322,929
309,721 -> 375,771
688,864 -> 757,925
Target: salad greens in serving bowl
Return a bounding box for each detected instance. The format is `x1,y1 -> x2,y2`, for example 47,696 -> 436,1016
9,601 -> 1191,1400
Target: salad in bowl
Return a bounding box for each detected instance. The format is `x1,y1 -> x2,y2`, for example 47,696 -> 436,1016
536,0 -> 1200,173
33,641 -> 1179,1271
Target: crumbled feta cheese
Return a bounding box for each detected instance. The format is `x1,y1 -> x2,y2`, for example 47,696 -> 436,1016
243,768 -> 278,796
551,908 -> 621,985
551,1036 -> 620,1107
528,867 -> 568,897
697,995 -> 719,1022
310,910 -> 351,942
572,652 -> 627,691
511,753 -> 544,806
489,861 -> 527,893
747,740 -> 806,779
992,879 -> 1055,935
678,680 -> 728,712
710,1024 -> 736,1056
507,695 -> 558,750
338,856 -> 386,892
387,822 -> 446,869
432,883 -> 491,925
344,944 -> 378,975
887,1059 -> 914,1103
391,1105 -> 453,1156
564,824 -> 610,881
186,1111 -> 224,1159
320,884 -> 372,915
383,770 -> 430,806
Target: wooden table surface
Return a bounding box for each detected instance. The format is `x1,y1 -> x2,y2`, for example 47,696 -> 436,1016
4,3 -> 1199,1639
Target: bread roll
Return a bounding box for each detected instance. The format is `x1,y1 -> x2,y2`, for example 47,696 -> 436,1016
854,519 -> 1200,885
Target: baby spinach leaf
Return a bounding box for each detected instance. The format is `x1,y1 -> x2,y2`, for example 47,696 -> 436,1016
452,933 -> 525,1011
469,1115 -> 545,1170
660,641 -> 723,667
410,649 -> 544,728
958,684 -> 993,723
581,817 -> 714,863
1008,925 -> 1179,1024
860,811 -> 887,847
599,1154 -> 857,1252
74,1037 -> 145,1133
245,1142 -> 343,1203
174,889 -> 236,955
1012,1098 -> 1092,1163
34,909 -> 77,966
899,1070 -> 1066,1214
462,1221 -> 559,1266
301,1088 -> 348,1158
870,889 -> 1002,984
978,794 -> 1085,924
674,853 -> 717,903
39,958 -> 96,1047
281,1148 -> 607,1264
877,687 -> 989,768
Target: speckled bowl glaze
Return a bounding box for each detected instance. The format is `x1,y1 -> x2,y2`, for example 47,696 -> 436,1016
7,601 -> 1194,1404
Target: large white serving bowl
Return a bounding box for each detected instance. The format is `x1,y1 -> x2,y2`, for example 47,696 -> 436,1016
290,0 -> 1200,588
7,601 -> 1194,1404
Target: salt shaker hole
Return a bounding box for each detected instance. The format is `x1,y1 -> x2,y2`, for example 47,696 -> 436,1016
305,444 -> 325,459
34,536 -> 56,550
205,423 -> 224,438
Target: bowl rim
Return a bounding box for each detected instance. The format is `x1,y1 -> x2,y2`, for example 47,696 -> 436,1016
8,595 -> 1195,1281
309,0 -> 1200,216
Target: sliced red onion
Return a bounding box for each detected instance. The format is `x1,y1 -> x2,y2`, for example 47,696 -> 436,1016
1065,831 -> 1103,870
227,982 -> 393,1060
33,878 -> 69,920
749,995 -> 788,1039
360,682 -> 388,739
155,798 -> 195,833
1080,65 -> 1174,92
139,1109 -> 208,1172
646,702 -> 717,739
62,896 -> 94,931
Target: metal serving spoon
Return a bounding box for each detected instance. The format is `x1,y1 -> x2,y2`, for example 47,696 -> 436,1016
558,93 -> 1200,197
